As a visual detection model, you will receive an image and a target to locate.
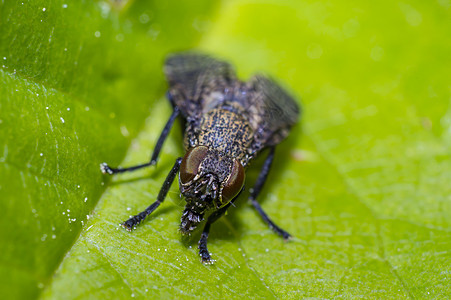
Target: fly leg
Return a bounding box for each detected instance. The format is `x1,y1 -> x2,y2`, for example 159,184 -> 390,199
122,157 -> 182,231
198,201 -> 235,264
249,147 -> 291,240
100,107 -> 181,175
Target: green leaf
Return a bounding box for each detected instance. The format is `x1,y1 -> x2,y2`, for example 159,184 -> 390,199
0,0 -> 217,298
2,0 -> 451,299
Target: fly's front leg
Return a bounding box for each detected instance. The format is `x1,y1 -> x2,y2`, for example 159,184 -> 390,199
100,106 -> 181,175
198,201 -> 234,265
122,157 -> 182,231
249,147 -> 291,240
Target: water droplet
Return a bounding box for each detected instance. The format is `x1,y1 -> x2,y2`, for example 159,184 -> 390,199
60,117 -> 65,123
343,18 -> 360,38
42,8 -> 46,12
120,125 -> 129,137
116,34 -> 124,42
399,3 -> 422,27
94,31 -> 101,38
139,13 -> 150,24
147,23 -> 161,40
62,4 -> 68,8
307,43 -> 323,59
370,46 -> 384,61
99,2 -> 111,18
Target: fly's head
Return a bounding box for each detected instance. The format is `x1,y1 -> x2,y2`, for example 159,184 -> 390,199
178,146 -> 245,234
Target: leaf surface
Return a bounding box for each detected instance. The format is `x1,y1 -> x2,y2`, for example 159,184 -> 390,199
1,0 -> 450,299
0,0 -> 217,298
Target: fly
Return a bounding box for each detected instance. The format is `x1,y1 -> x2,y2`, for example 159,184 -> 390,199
100,53 -> 300,264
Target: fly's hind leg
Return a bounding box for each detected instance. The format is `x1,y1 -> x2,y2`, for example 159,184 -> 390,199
249,147 -> 291,240
100,106 -> 181,175
122,157 -> 182,231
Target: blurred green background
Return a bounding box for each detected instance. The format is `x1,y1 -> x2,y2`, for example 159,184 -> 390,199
0,0 -> 450,299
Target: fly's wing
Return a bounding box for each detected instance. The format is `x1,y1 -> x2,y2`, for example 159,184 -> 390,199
164,53 -> 236,118
244,75 -> 300,150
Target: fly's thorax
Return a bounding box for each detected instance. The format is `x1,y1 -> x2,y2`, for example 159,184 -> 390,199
179,146 -> 245,211
195,108 -> 254,161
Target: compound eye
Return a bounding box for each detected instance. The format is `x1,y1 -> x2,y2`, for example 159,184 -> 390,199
180,146 -> 209,184
220,160 -> 245,206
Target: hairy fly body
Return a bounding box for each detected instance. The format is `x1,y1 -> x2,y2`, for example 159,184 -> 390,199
100,53 -> 300,264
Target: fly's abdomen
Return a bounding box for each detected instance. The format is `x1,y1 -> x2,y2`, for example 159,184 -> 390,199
197,109 -> 253,161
